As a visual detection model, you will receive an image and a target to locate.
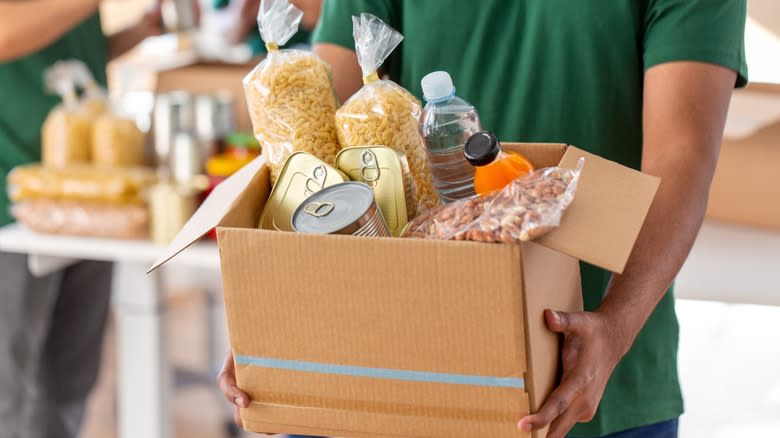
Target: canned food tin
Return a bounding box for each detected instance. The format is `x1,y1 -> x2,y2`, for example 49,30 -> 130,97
335,146 -> 412,236
170,132 -> 202,185
292,182 -> 391,237
153,91 -> 194,170
258,152 -> 346,231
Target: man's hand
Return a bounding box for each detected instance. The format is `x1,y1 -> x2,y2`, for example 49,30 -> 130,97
227,0 -> 321,45
519,61 -> 737,437
517,309 -> 627,438
216,350 -> 250,429
107,1 -> 175,59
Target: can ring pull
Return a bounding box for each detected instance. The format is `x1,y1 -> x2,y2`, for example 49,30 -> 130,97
305,165 -> 328,195
360,150 -> 380,185
303,201 -> 335,218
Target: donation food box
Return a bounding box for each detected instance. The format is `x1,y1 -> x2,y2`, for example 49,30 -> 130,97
150,143 -> 659,438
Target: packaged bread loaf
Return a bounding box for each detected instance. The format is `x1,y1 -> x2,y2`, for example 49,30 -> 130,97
7,164 -> 157,205
335,13 -> 439,216
243,0 -> 340,183
12,200 -> 149,240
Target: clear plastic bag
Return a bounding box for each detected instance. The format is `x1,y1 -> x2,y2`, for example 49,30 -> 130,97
334,13 -> 439,216
243,0 -> 340,183
72,60 -> 109,118
92,112 -> 146,168
41,62 -> 92,167
7,164 -> 157,205
402,159 -> 584,243
12,200 -> 149,240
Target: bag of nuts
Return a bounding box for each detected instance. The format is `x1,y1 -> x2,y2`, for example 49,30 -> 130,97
334,13 -> 439,217
243,0 -> 341,183
402,158 -> 584,243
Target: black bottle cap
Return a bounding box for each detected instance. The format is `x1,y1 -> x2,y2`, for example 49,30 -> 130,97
464,131 -> 501,166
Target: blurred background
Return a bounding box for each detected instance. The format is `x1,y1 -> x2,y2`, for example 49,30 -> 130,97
1,0 -> 778,437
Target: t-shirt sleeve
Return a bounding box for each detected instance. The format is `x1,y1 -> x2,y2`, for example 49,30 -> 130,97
643,0 -> 748,87
312,0 -> 397,51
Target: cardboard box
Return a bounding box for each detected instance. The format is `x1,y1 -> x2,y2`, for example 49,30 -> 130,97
706,84 -> 780,230
150,143 -> 659,438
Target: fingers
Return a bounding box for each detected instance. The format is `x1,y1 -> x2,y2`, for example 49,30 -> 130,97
546,404 -> 585,438
545,309 -> 590,334
216,351 -> 250,408
233,405 -> 243,429
517,373 -> 582,432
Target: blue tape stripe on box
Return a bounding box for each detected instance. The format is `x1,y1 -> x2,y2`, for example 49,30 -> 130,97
234,355 -> 525,390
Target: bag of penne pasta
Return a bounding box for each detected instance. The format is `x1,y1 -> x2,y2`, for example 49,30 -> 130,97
335,13 -> 439,216
243,0 -> 341,183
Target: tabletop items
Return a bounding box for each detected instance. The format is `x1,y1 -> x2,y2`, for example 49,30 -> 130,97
7,60 -> 256,244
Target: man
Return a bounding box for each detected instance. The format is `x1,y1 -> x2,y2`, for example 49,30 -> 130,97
218,1 -> 747,437
0,2 -> 166,437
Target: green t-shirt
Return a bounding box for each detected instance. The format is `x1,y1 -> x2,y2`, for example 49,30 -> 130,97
0,13 -> 108,226
313,1 -> 747,436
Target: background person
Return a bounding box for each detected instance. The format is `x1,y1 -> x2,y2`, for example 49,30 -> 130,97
0,1 -> 173,436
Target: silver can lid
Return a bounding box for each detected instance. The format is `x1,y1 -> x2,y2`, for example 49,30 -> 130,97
292,182 -> 375,235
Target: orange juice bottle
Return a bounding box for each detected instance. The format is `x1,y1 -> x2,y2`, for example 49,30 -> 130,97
464,131 -> 534,196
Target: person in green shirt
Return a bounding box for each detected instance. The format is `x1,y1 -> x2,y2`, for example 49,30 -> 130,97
216,0 -> 321,55
218,1 -> 747,437
0,2 -> 167,437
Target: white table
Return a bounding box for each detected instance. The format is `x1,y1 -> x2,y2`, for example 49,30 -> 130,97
675,221 -> 780,306
0,224 -> 220,438
1,220 -> 778,438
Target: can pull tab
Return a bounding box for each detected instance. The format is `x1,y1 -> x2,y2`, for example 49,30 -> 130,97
305,165 -> 328,195
360,150 -> 380,185
303,201 -> 335,218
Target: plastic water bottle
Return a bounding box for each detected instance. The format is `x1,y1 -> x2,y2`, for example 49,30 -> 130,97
419,71 -> 482,203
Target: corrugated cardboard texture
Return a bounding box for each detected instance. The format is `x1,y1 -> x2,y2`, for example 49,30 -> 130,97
218,228 -> 532,437
707,119 -> 780,231
536,147 -> 660,274
520,242 -> 583,438
155,62 -> 255,131
154,142 -> 658,437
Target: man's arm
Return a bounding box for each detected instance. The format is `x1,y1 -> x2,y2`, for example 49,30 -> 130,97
518,61 -> 736,438
0,0 -> 100,62
312,43 -> 363,103
107,8 -> 164,60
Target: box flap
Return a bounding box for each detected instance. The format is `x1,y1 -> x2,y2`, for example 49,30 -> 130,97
147,155 -> 269,273
535,147 -> 660,274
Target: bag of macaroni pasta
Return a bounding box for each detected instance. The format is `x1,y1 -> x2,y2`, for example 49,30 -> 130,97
243,0 -> 341,183
335,13 -> 439,216
70,60 -> 146,168
72,60 -> 109,117
92,110 -> 146,168
41,62 -> 93,168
